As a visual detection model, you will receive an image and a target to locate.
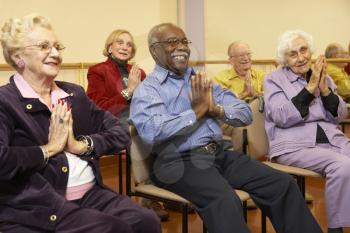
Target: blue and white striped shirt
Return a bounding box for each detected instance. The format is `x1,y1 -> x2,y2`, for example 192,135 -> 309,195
130,65 -> 252,153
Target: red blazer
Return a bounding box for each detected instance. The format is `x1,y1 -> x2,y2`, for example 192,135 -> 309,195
345,63 -> 350,75
86,58 -> 146,117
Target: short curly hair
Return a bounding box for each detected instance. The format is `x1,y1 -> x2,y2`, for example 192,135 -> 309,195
276,30 -> 315,65
0,13 -> 52,68
103,29 -> 136,59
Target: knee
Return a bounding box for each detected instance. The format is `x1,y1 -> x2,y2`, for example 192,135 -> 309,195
96,215 -> 134,233
132,208 -> 161,233
329,160 -> 350,180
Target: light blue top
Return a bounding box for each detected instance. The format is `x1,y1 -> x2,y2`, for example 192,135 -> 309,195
129,65 -> 252,153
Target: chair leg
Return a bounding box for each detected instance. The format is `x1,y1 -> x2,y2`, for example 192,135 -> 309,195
261,209 -> 267,233
182,204 -> 188,233
118,152 -> 123,194
125,149 -> 132,196
296,176 -> 306,198
242,200 -> 248,222
202,222 -> 207,233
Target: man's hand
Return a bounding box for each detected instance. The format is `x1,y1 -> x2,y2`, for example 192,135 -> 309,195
191,71 -> 211,119
239,71 -> 256,99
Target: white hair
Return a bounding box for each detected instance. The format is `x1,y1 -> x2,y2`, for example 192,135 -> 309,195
276,30 -> 315,65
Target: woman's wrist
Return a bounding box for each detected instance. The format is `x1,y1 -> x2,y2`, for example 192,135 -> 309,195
76,135 -> 94,156
320,87 -> 331,96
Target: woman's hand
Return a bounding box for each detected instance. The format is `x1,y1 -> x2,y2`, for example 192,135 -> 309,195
318,56 -> 330,96
306,56 -> 324,94
65,110 -> 87,155
126,64 -> 141,94
42,100 -> 70,158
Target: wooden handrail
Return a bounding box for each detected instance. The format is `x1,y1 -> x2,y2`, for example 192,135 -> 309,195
0,58 -> 349,71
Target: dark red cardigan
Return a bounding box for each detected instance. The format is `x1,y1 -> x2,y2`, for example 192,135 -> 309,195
86,58 -> 146,117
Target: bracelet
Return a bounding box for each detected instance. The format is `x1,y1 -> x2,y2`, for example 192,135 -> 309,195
40,146 -> 49,166
77,135 -> 94,156
121,89 -> 132,101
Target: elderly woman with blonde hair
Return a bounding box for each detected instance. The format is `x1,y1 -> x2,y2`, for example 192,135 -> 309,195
0,13 -> 160,233
86,29 -> 170,221
264,30 -> 350,233
86,29 -> 146,124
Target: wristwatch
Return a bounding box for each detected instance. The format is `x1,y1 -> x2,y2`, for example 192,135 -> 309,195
121,89 -> 132,101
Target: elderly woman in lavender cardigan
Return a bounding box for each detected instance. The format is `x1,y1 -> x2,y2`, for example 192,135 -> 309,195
264,30 -> 350,233
0,13 -> 160,233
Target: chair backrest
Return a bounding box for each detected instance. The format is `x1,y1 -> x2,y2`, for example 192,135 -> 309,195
129,126 -> 153,185
246,97 -> 269,160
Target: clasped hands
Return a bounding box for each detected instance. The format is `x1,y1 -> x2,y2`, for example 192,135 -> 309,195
191,71 -> 223,120
239,71 -> 261,100
305,55 -> 330,96
41,99 -> 87,159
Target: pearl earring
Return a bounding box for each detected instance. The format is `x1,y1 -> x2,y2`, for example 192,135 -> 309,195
108,47 -> 112,54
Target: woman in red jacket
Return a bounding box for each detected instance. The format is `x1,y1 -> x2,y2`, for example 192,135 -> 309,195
87,29 -> 146,123
86,29 -> 169,221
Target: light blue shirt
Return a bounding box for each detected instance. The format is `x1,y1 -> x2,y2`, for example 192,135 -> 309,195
130,65 -> 252,153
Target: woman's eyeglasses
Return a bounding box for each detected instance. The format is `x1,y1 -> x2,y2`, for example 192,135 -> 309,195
23,41 -> 66,53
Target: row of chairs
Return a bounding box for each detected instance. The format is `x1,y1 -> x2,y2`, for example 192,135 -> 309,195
114,97 -> 324,233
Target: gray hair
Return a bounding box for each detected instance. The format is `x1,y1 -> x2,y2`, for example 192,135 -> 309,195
277,30 -> 315,65
147,23 -> 177,48
325,43 -> 343,58
0,13 -> 52,68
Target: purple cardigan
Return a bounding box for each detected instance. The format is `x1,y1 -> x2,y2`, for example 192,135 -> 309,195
264,67 -> 349,158
0,76 -> 130,230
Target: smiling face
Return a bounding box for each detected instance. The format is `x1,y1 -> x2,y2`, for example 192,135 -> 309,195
109,33 -> 134,61
229,43 -> 252,74
150,25 -> 190,76
285,37 -> 312,75
14,26 -> 62,80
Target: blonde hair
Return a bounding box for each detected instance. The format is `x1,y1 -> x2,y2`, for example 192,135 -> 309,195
103,29 -> 136,59
0,13 -> 52,68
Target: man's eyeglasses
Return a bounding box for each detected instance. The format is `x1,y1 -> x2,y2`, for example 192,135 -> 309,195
230,52 -> 252,59
23,41 -> 66,53
151,38 -> 191,48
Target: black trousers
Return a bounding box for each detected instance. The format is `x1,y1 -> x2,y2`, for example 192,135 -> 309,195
151,145 -> 322,233
0,185 -> 161,233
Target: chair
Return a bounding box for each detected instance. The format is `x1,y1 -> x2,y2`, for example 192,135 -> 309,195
100,153 -> 124,194
246,97 -> 322,197
244,97 -> 323,233
126,126 -> 250,233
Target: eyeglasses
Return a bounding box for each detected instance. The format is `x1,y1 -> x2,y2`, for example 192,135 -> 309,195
287,46 -> 309,59
151,38 -> 191,48
230,52 -> 252,59
23,41 -> 66,53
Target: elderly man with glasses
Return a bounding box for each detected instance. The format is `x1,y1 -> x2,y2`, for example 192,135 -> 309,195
130,23 -> 322,233
213,41 -> 265,102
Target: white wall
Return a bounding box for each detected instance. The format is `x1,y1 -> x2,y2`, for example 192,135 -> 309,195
0,0 -> 178,85
205,0 -> 350,77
